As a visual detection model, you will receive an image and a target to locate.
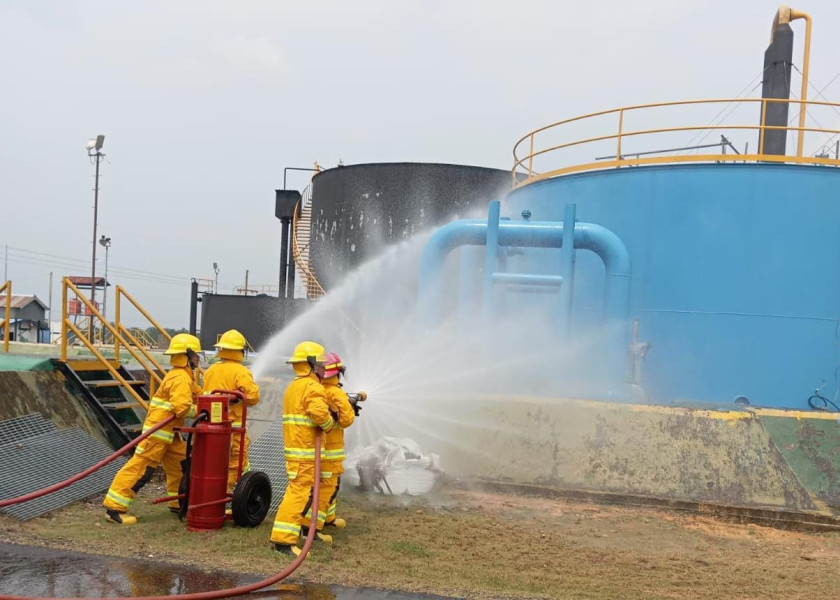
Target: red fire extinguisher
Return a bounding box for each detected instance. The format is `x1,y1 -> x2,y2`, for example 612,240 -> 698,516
154,390 -> 272,532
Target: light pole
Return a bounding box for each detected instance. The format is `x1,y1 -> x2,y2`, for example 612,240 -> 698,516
213,262 -> 219,294
86,134 -> 105,342
99,235 -> 111,322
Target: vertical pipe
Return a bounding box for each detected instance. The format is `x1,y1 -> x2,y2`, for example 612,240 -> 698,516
189,280 -> 198,336
245,269 -> 249,294
481,201 -> 501,319
457,246 -> 481,323
48,272 -> 53,342
279,218 -> 290,298
559,203 -> 577,336
793,11 -> 812,157
61,278 -> 67,361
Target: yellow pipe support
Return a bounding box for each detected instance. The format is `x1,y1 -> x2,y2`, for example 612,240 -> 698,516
616,109 -> 624,162
791,8 -> 812,157
66,320 -> 149,411
1,281 -> 10,353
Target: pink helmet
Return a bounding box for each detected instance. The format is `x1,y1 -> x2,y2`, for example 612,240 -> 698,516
322,352 -> 345,378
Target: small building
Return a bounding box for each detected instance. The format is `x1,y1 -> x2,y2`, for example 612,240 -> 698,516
0,295 -> 50,343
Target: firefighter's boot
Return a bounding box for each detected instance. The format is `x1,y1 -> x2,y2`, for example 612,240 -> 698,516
105,510 -> 137,526
274,543 -> 302,557
326,517 -> 346,529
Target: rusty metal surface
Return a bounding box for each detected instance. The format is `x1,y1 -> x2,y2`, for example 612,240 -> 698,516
415,396 -> 819,513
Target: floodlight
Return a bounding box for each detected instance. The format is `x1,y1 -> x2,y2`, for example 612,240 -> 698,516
95,135 -> 105,150
86,140 -> 96,150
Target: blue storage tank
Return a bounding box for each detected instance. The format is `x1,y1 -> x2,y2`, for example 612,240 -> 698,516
502,163 -> 840,409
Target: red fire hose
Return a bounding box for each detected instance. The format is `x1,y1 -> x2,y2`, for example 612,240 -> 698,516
0,415 -> 176,509
0,428 -> 324,600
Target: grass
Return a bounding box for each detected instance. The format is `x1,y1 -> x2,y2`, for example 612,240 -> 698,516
2,484 -> 840,599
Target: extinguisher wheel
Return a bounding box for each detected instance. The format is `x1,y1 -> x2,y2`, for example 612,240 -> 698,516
231,470 -> 272,527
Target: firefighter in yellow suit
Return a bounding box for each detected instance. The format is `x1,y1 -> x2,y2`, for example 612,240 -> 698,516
202,329 -> 260,493
306,352 -> 354,532
271,341 -> 336,556
102,333 -> 202,525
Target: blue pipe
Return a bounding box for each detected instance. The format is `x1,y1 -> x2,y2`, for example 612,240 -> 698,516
559,203 -> 577,336
417,212 -> 632,380
492,273 -> 564,286
481,201 -> 501,319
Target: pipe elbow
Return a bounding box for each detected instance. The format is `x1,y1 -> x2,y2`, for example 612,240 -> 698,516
574,223 -> 631,277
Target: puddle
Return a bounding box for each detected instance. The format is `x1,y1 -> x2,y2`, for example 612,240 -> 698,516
0,543 -> 457,599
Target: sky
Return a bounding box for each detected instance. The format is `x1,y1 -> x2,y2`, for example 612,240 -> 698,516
2,0 -> 840,328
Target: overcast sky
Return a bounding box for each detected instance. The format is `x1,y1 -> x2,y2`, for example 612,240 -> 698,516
2,0 -> 840,328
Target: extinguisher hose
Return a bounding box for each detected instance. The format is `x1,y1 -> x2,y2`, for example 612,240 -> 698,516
178,412 -> 209,519
0,415 -> 177,509
0,432 -> 325,600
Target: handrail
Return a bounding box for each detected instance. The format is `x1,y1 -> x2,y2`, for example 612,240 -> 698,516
114,285 -> 170,361
1,280 -> 10,352
61,278 -> 149,411
291,191 -> 327,299
512,97 -> 840,187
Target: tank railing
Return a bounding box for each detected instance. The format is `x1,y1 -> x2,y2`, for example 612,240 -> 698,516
1,280 -> 10,353
512,98 -> 840,188
60,278 -> 150,411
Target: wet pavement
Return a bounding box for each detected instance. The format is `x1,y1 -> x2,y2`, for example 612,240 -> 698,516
0,544 -> 458,600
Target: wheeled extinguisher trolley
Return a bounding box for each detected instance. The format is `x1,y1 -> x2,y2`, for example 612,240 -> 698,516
155,390 -> 272,531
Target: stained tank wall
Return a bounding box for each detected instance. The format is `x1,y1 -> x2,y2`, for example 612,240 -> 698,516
504,163 -> 840,409
310,162 -> 510,289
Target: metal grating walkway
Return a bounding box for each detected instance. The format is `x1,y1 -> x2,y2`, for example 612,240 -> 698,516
0,421 -> 126,521
0,414 -> 56,447
248,418 -> 288,511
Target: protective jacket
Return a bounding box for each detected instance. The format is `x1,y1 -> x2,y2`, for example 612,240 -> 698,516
282,372 -> 334,466
143,366 -> 198,444
322,381 -> 355,473
203,358 -> 260,426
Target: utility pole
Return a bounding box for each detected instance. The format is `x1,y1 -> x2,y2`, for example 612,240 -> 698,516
213,262 -> 219,294
86,135 -> 105,342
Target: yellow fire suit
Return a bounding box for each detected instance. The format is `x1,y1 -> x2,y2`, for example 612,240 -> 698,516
269,372 -> 335,545
103,365 -> 199,513
307,377 -> 354,529
202,352 -> 260,492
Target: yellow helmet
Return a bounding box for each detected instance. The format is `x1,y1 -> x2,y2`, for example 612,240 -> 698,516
287,340 -> 326,364
165,333 -> 202,355
215,329 -> 247,351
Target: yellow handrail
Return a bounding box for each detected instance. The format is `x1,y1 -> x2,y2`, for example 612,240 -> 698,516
512,97 -> 840,188
1,280 -> 10,353
61,278 -> 150,411
114,285 -> 170,362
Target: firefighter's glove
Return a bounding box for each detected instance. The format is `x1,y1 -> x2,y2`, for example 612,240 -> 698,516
352,403 -> 362,417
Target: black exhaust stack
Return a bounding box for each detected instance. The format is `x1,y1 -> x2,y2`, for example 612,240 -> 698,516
759,22 -> 794,156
